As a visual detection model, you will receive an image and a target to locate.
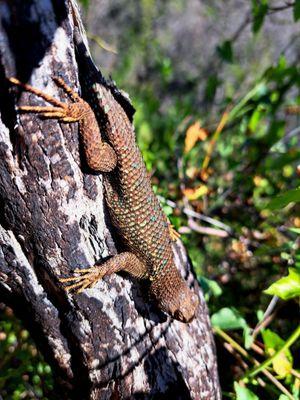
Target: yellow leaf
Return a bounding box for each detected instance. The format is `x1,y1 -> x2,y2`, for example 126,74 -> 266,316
186,166 -> 198,179
253,175 -> 268,187
253,175 -> 262,186
231,240 -> 247,254
199,168 -> 211,182
183,185 -> 208,200
294,217 -> 300,227
272,351 -> 292,378
184,121 -> 208,153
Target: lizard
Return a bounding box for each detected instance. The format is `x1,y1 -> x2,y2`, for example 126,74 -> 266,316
8,75 -> 199,323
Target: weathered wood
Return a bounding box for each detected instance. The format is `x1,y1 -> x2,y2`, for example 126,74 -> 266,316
0,1 -> 221,398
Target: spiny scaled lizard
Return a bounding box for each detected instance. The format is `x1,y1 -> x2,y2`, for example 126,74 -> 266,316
9,76 -> 199,323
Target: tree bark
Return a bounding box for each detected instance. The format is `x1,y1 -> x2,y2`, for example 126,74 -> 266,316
0,1 -> 221,399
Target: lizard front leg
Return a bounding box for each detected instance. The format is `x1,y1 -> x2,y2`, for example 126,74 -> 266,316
9,77 -> 117,172
59,252 -> 148,293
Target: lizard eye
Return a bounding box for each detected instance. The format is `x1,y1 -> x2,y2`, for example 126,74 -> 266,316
174,310 -> 184,321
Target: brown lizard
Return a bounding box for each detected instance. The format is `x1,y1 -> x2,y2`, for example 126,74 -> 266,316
9,76 -> 199,323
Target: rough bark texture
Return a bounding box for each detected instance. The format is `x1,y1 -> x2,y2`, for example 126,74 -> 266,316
0,1 -> 221,399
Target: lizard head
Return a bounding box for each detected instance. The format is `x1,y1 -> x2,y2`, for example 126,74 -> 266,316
172,286 -> 199,323
150,272 -> 199,323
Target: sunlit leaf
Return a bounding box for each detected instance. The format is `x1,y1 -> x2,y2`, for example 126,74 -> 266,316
248,107 -> 263,132
272,351 -> 292,377
253,176 -> 269,188
288,227 -> 300,234
211,307 -> 247,330
183,185 -> 208,200
184,121 -> 208,153
262,329 -> 289,353
264,268 -> 300,300
294,217 -> 300,228
234,382 -> 259,400
262,329 -> 293,378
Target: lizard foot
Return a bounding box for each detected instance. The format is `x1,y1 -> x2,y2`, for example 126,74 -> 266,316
9,77 -> 87,122
9,76 -> 118,173
168,223 -> 181,241
59,266 -> 105,294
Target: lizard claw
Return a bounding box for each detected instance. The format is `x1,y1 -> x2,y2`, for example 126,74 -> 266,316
59,266 -> 105,293
169,224 -> 181,241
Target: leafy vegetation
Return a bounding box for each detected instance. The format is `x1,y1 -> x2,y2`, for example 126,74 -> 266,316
0,305 -> 53,399
1,1 -> 299,399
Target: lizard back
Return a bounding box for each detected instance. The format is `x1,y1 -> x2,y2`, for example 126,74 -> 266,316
95,86 -> 175,279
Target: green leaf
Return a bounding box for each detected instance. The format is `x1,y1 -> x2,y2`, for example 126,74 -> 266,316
278,395 -> 289,400
262,329 -> 293,361
267,187 -> 300,210
288,227 -> 300,234
294,0 -> 300,21
248,107 -> 263,132
205,75 -> 221,101
262,329 -> 293,378
217,40 -> 233,63
264,268 -> 300,300
199,277 -> 222,298
252,0 -> 269,33
211,307 -> 247,330
234,382 -> 259,400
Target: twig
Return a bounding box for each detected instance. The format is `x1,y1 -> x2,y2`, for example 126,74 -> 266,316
87,32 -> 117,54
224,342 -> 249,371
214,328 -> 295,400
244,325 -> 300,379
251,343 -> 300,379
159,197 -> 233,233
291,369 -> 300,379
270,125 -> 300,150
187,219 -> 229,237
251,342 -> 265,356
229,12 -> 252,43
223,342 -> 266,388
262,368 -> 294,400
268,2 -> 295,13
251,296 -> 279,340
201,110 -> 229,172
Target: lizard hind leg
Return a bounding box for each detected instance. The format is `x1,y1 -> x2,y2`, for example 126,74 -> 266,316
17,106 -> 67,119
9,76 -> 117,172
9,77 -> 85,122
8,77 -> 66,108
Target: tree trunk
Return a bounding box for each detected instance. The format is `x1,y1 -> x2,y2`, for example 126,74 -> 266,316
0,1 -> 221,399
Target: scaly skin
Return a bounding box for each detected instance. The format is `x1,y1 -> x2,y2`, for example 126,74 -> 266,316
9,77 -> 199,323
